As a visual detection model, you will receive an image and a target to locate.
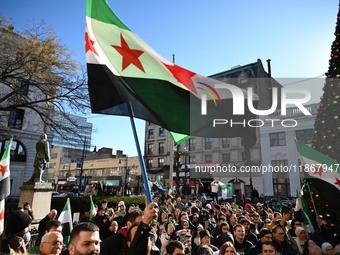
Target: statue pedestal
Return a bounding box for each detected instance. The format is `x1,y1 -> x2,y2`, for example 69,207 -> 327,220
19,182 -> 53,222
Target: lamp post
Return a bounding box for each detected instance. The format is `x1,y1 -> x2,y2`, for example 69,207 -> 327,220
77,138 -> 94,195
75,137 -> 87,195
119,155 -> 129,196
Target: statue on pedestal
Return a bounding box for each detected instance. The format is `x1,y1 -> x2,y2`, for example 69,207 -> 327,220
26,134 -> 50,183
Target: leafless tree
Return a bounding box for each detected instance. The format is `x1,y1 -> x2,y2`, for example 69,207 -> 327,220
0,14 -> 91,144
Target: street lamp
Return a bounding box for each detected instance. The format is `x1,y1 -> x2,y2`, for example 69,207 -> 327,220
77,137 -> 94,195
119,155 -> 129,196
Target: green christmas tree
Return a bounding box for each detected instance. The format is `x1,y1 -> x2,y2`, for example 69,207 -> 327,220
302,182 -> 340,238
309,4 -> 340,239
312,5 -> 340,161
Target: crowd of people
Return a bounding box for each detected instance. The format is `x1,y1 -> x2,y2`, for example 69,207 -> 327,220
1,193 -> 340,255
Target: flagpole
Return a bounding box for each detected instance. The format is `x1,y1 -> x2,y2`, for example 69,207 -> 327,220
168,54 -> 175,196
169,135 -> 174,197
296,187 -> 302,209
129,116 -> 152,204
306,181 -> 318,215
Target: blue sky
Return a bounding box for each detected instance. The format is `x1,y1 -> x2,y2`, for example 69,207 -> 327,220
2,0 -> 338,156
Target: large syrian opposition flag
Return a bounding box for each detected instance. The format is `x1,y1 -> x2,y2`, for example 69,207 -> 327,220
295,139 -> 340,207
85,0 -> 258,149
58,198 -> 73,244
0,138 -> 12,234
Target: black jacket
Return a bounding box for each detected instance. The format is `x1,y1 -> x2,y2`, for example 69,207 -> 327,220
234,238 -> 253,255
246,241 -> 262,255
101,232 -> 124,255
246,232 -> 258,247
38,215 -> 50,237
273,239 -> 297,255
126,224 -> 152,255
182,184 -> 191,195
311,225 -> 340,247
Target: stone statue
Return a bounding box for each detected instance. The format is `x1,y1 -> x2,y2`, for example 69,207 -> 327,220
26,134 -> 50,183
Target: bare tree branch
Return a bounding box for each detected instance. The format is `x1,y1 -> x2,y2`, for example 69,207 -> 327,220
0,14 -> 91,146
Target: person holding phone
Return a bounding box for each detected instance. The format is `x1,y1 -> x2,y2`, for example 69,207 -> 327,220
24,202 -> 34,220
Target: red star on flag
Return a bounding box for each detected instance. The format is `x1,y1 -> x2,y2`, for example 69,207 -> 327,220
85,32 -> 99,56
0,164 -> 9,177
334,177 -> 340,187
0,209 -> 4,221
312,165 -> 324,177
112,33 -> 145,73
163,63 -> 197,94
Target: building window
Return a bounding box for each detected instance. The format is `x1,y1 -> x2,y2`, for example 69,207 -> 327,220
242,151 -> 251,161
189,138 -> 196,151
8,109 -> 25,129
159,142 -> 164,154
159,128 -> 165,137
158,158 -> 164,167
222,153 -> 230,163
130,166 -> 139,175
295,129 -> 313,144
149,122 -> 154,125
147,144 -> 153,155
189,156 -> 196,164
148,129 -> 154,138
270,132 -> 286,146
147,159 -> 153,168
272,160 -> 289,197
50,153 -> 58,159
17,80 -> 29,95
205,138 -> 212,150
49,163 -> 56,169
0,139 -> 26,162
205,154 -> 212,163
222,138 -> 230,148
182,155 -> 189,166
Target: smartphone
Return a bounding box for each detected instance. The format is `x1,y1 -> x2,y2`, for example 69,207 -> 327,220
204,220 -> 209,230
117,211 -> 125,216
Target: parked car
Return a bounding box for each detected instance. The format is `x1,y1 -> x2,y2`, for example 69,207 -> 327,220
279,196 -> 296,204
246,197 -> 265,204
52,191 -> 61,197
60,192 -> 78,197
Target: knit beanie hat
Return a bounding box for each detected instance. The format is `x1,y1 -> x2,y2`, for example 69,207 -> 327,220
7,211 -> 32,234
245,204 -> 252,209
200,230 -> 211,239
258,228 -> 272,239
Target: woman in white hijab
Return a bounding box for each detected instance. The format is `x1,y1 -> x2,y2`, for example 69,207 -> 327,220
321,242 -> 333,255
294,226 -> 308,255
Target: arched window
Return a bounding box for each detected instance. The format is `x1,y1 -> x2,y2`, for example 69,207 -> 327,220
0,139 -> 26,162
